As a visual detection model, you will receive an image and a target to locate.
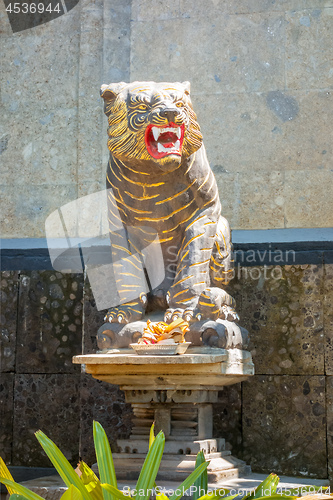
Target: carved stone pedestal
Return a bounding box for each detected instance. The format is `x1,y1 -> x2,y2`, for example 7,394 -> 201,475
73,347 -> 254,481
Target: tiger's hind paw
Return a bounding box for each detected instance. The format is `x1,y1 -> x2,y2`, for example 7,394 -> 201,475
104,294 -> 147,324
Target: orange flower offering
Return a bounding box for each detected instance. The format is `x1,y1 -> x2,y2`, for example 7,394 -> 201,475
138,318 -> 190,345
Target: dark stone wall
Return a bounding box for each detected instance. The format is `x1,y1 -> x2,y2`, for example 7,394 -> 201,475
1,263 -> 332,479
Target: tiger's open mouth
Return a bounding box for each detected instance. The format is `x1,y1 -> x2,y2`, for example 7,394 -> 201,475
145,123 -> 185,159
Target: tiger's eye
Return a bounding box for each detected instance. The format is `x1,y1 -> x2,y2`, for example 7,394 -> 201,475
138,104 -> 148,111
175,101 -> 184,108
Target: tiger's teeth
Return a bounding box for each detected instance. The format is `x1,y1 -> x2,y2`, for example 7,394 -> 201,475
176,128 -> 181,139
157,143 -> 167,153
175,140 -> 180,149
152,127 -> 160,141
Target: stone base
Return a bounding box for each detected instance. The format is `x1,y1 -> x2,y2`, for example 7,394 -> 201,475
96,311 -> 250,350
92,452 -> 250,482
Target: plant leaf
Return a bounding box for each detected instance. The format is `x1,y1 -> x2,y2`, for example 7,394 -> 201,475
35,431 -> 91,500
9,495 -> 30,500
93,421 -> 117,500
193,451 -> 208,500
149,423 -> 155,450
156,494 -> 169,500
78,461 -> 103,500
60,485 -> 84,500
0,478 -> 44,500
243,474 -> 279,500
0,457 -> 17,496
168,462 -> 209,500
101,484 -> 132,500
135,430 -> 165,500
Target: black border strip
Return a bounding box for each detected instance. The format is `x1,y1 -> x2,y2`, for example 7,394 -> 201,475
1,229 -> 332,271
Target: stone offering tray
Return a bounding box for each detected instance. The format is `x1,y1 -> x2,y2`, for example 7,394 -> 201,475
73,347 -> 254,481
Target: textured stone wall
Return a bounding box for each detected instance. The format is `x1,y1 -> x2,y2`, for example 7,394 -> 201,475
1,0 -> 333,237
1,262 -> 332,479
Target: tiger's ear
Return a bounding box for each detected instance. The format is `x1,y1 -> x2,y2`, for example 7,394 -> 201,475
100,82 -> 127,101
181,81 -> 191,95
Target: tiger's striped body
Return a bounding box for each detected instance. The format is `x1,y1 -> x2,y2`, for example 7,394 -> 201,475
101,81 -> 236,324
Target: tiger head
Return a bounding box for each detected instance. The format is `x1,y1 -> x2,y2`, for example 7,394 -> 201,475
100,81 -> 203,173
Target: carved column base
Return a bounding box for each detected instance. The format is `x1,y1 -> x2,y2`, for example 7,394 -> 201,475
73,349 -> 253,482
112,390 -> 250,482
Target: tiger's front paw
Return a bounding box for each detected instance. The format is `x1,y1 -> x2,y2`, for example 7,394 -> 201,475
104,294 -> 147,324
219,305 -> 239,322
164,307 -> 202,323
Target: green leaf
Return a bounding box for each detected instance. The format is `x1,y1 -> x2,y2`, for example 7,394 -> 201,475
60,485 -> 84,500
35,431 -> 91,500
215,495 -> 238,500
0,478 -> 44,500
243,474 -> 279,500
9,495 -> 30,500
193,451 -> 208,500
156,494 -> 169,500
168,462 -> 209,500
78,461 -> 103,500
101,484 -> 132,500
149,423 -> 155,450
93,421 -> 117,500
0,457 -> 17,495
135,430 -> 165,500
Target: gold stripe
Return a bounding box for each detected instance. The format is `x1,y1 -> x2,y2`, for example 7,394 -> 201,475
124,190 -> 160,201
172,274 -> 194,287
114,158 -> 165,187
197,170 -> 210,191
174,265 -> 186,279
108,209 -> 123,223
155,179 -> 196,205
211,255 -> 223,268
117,157 -> 150,176
128,308 -> 142,314
184,152 -> 196,175
161,207 -> 200,233
185,214 -> 207,231
216,239 -> 229,258
176,298 -> 193,304
125,302 -> 140,305
119,272 -> 140,278
172,288 -> 189,299
109,230 -> 123,238
112,194 -> 153,214
201,293 -> 210,299
128,239 -> 143,256
122,258 -> 142,271
204,221 -> 215,226
112,244 -> 131,255
180,250 -> 189,263
203,190 -> 218,207
194,281 -> 206,285
109,161 -> 122,183
108,193 -> 127,216
144,236 -> 174,243
182,232 -> 205,251
135,199 -> 194,222
189,259 -> 210,268
200,247 -> 211,251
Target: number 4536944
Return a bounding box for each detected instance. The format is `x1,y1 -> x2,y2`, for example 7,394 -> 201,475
6,3 -> 61,13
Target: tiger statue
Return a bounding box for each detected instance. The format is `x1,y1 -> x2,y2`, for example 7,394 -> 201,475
100,81 -> 238,325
